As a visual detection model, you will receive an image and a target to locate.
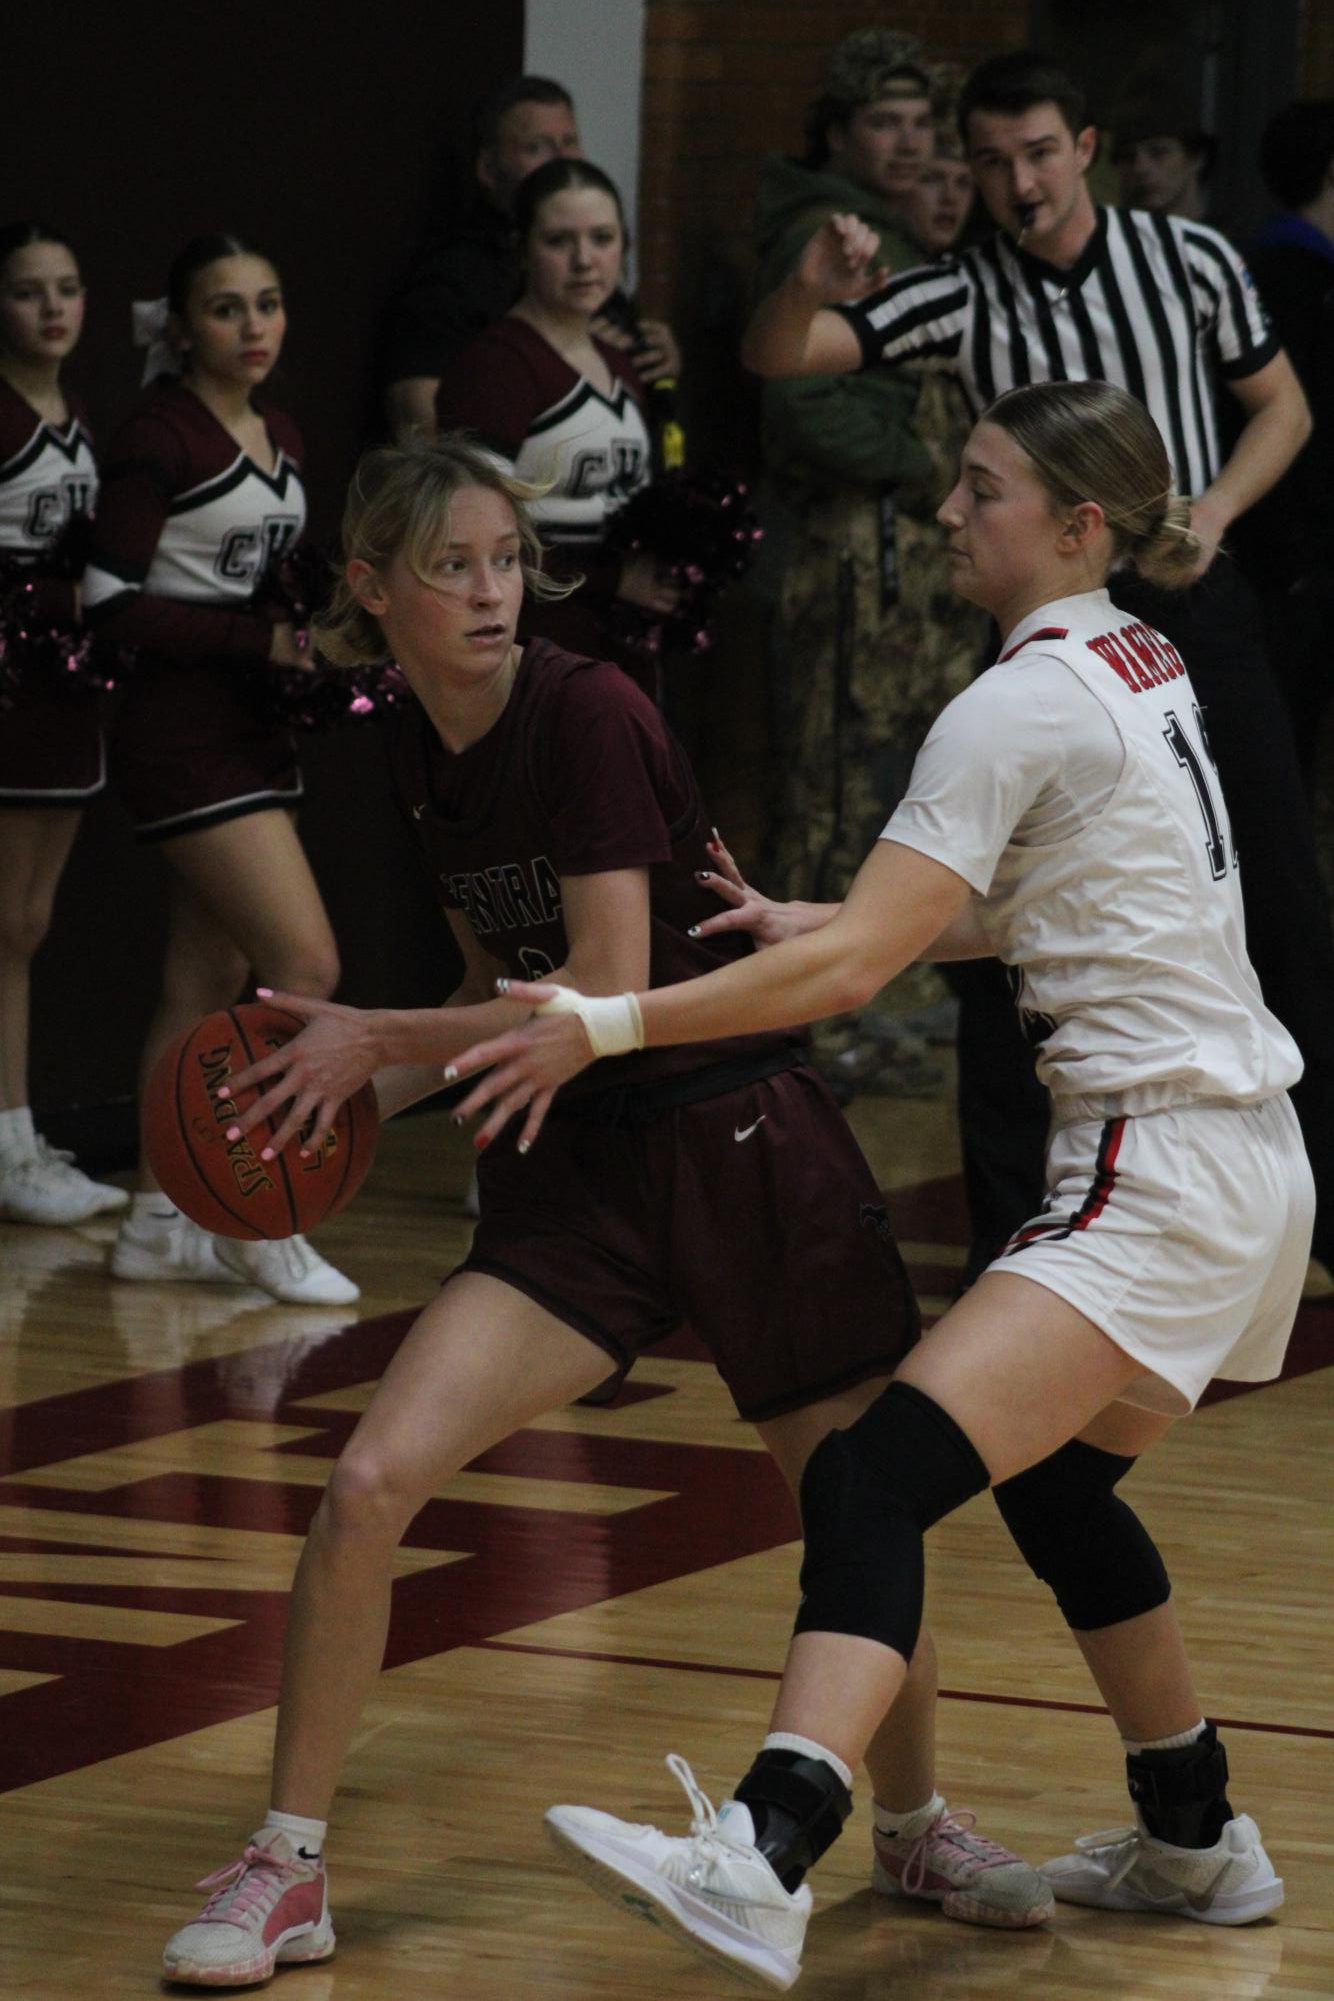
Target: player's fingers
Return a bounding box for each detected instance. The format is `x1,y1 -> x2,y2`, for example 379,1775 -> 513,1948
443,1030 -> 526,1085
252,987 -> 332,1021
694,869 -> 745,906
221,1073 -> 300,1138
687,907 -> 757,939
216,1046 -> 297,1101
515,1089 -> 554,1155
473,1080 -> 533,1151
705,831 -> 745,883
493,977 -> 560,1006
249,1089 -> 319,1161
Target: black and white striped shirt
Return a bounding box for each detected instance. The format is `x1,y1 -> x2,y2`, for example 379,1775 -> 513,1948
839,206 -> 1278,496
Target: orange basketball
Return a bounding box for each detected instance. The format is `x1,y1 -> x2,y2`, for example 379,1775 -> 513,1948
143,1001 -> 379,1240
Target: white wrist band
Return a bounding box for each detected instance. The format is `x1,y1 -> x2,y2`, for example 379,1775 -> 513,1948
535,987 -> 645,1057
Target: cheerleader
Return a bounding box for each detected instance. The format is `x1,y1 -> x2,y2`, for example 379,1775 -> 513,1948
0,222 -> 125,1225
83,233 -> 355,1304
436,159 -> 679,693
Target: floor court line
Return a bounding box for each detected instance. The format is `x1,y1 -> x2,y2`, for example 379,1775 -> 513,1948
476,1638 -> 1334,1741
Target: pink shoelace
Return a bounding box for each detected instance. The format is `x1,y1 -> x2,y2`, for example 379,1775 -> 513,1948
900,1808 -> 1012,1896
194,1843 -> 300,1928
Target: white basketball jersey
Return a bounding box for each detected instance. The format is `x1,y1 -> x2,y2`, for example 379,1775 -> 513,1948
884,589 -> 1302,1109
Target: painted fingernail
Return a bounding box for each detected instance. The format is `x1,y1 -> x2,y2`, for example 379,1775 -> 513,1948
216,1084 -> 232,1098
474,1133 -> 490,1151
260,1146 -> 275,1162
451,1113 -> 465,1128
256,987 -> 273,998
711,826 -> 721,842
517,1139 -> 530,1156
298,1148 -> 310,1160
495,978 -> 510,995
225,1125 -> 242,1142
687,925 -> 701,937
442,1063 -> 458,1083
695,869 -> 711,881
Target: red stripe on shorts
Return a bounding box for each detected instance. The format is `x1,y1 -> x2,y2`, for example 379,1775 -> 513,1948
1004,1116 -> 1127,1255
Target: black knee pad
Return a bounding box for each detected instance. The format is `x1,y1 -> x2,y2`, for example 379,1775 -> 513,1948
993,1440 -> 1171,1631
794,1380 -> 989,1659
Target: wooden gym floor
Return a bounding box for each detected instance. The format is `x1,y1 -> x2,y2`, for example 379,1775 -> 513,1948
1,1082 -> 1330,1999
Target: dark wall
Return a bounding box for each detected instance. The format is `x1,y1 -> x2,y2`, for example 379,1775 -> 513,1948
4,1 -> 523,1144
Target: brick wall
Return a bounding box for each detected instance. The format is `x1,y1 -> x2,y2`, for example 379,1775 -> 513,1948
638,0 -> 1028,464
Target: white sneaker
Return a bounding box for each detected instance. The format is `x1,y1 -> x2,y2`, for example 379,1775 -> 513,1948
0,1137 -> 129,1225
1040,1813 -> 1283,1925
111,1209 -> 241,1283
214,1234 -> 360,1307
546,1754 -> 811,1991
162,1828 -> 334,1986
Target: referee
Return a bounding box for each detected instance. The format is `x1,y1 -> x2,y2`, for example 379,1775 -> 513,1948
743,49 -> 1334,1292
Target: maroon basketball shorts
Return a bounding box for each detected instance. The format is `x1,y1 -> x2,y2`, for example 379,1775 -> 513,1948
0,676 -> 107,806
111,660 -> 302,843
461,1061 -> 920,1422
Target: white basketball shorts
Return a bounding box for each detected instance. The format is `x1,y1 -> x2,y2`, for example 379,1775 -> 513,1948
994,1092 -> 1314,1414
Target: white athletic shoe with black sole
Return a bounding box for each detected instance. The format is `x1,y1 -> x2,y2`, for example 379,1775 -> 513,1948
546,1754 -> 811,1991
1040,1813 -> 1283,1925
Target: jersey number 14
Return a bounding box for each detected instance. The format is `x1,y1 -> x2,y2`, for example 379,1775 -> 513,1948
1163,706 -> 1236,880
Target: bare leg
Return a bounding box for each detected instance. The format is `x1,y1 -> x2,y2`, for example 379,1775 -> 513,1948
757,1377 -> 935,1811
1069,1403 -> 1203,1741
0,808 -> 81,1107
270,1274 -> 613,1819
139,812 -> 339,1192
768,1271 -> 1147,1768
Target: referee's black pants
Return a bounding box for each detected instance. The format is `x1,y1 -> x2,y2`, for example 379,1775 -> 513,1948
951,558 -> 1334,1277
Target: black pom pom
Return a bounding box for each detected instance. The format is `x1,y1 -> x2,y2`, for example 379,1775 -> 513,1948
0,522 -> 131,711
600,468 -> 763,660
249,543 -> 408,731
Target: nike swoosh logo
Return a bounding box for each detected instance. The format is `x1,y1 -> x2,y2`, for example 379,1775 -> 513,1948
1131,1862 -> 1232,1913
734,1116 -> 767,1143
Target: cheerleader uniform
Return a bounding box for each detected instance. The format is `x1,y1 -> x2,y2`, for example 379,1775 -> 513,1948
0,377 -> 102,803
437,318 -> 653,686
82,380 -> 305,840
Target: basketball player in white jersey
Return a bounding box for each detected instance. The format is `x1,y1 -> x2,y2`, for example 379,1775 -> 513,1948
441,379 -> 1313,1989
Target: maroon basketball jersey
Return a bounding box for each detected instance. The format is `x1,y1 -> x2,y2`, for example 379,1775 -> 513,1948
392,640 -> 799,1095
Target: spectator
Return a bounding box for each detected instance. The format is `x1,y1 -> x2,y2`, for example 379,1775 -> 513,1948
752,29 -> 956,1094
1111,88 -> 1217,224
382,75 -> 678,443
1234,100 -> 1334,808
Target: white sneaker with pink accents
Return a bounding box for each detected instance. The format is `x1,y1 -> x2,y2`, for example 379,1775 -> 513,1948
161,1830 -> 334,1987
872,1794 -> 1054,1928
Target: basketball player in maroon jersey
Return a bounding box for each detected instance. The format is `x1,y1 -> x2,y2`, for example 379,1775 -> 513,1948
0,222 -> 127,1225
157,435 -> 1048,1989
81,234 -> 354,1305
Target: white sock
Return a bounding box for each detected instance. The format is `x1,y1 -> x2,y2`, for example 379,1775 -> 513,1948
761,1731 -> 854,1792
1122,1718 -> 1207,1755
261,1807 -> 327,1859
0,1107 -> 36,1159
130,1191 -> 180,1224
873,1790 -> 944,1837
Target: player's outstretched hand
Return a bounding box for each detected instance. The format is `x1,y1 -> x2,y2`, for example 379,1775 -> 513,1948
443,980 -> 596,1154
217,990 -> 384,1159
692,832 -> 834,949
794,213 -> 887,303
691,835 -> 798,949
